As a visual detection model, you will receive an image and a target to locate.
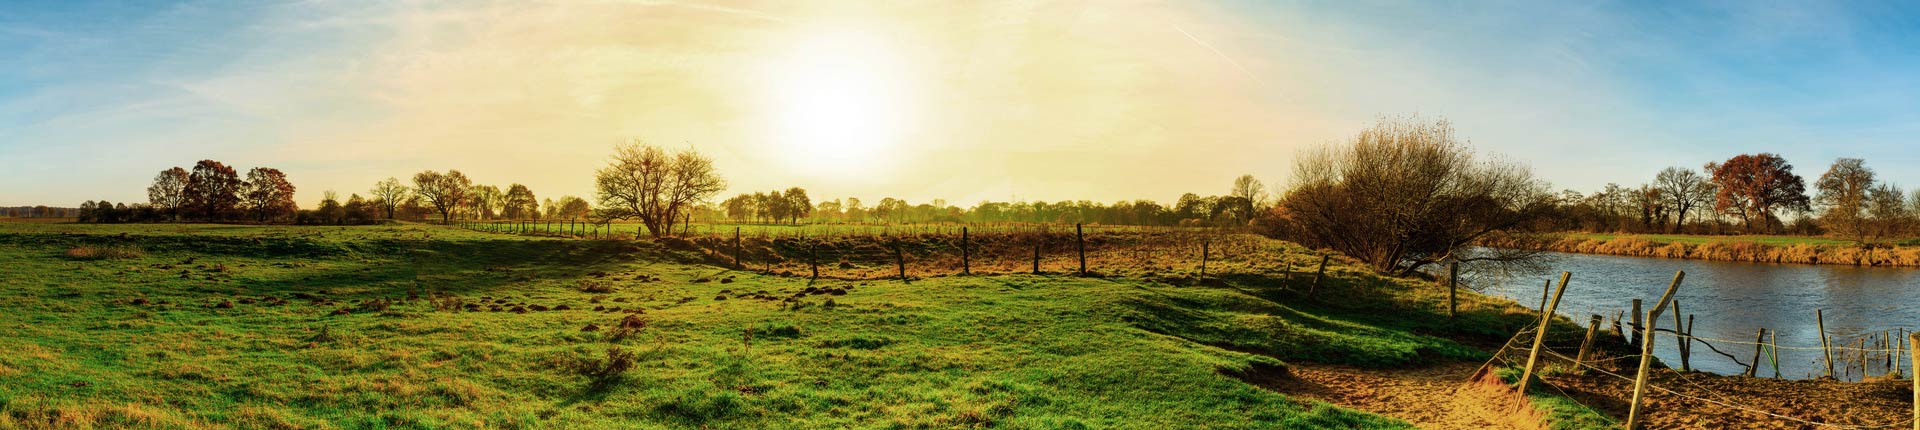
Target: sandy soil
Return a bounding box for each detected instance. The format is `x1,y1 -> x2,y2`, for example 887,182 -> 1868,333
1250,361 -> 1544,430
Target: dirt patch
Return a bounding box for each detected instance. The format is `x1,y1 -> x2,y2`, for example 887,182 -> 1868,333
1248,361 -> 1542,430
1540,367 -> 1909,430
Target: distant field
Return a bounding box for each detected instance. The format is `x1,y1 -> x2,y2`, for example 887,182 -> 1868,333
1555,232 -> 1857,246
0,222 -> 1585,429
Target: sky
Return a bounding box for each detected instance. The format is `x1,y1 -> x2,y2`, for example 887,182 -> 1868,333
5,0 -> 1920,209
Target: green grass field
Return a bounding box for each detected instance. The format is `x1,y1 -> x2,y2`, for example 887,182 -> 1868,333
0,222 -> 1593,429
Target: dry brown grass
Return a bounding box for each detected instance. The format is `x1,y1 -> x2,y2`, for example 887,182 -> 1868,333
63,245 -> 144,260
1496,235 -> 1920,267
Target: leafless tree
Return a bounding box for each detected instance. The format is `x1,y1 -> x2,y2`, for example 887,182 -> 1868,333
370,177 -> 410,220
412,170 -> 472,222
1815,158 -> 1876,241
1654,167 -> 1714,232
147,167 -> 189,221
1270,115 -> 1554,277
594,141 -> 725,238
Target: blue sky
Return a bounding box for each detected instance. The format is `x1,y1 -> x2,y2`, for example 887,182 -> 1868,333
5,1 -> 1920,208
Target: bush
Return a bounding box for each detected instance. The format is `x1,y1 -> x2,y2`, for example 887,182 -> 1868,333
567,347 -> 636,390
65,245 -> 145,260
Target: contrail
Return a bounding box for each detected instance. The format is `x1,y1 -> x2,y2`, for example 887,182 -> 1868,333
1172,24 -> 1267,87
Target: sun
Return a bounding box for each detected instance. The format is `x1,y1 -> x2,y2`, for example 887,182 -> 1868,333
759,26 -> 917,178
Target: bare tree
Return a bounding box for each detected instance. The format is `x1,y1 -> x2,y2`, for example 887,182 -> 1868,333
1230,174 -> 1265,223
412,170 -> 472,222
147,167 -> 189,221
1815,158 -> 1876,241
1654,167 -> 1714,233
1270,115 -> 1553,276
370,177 -> 410,220
593,141 -> 726,238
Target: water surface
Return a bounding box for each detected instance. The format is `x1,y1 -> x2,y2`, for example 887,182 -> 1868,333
1484,251 -> 1920,380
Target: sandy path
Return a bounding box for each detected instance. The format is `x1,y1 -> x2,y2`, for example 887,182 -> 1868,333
1251,361 -> 1538,430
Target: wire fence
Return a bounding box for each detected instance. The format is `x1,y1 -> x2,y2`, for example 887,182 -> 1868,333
444,220 -> 1309,281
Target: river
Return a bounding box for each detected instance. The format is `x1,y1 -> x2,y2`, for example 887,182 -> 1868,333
1482,250 -> 1920,381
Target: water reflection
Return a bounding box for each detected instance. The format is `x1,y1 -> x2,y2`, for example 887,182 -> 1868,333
1484,251 -> 1920,380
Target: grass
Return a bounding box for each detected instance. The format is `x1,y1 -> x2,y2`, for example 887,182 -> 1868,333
0,222 -> 1570,429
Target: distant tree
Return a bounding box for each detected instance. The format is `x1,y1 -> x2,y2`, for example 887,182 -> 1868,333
1270,115 -> 1553,276
147,167 -> 189,221
1654,167 -> 1715,232
722,194 -> 753,222
412,170 -> 472,222
318,191 -> 344,224
782,187 -> 812,223
1230,174 -> 1265,221
468,185 -> 503,220
593,141 -> 726,238
345,194 -> 374,223
557,196 -> 591,220
814,199 -> 844,222
242,167 -> 298,222
96,200 -> 118,223
845,197 -> 866,222
77,201 -> 96,223
1814,158 -> 1876,241
1707,153 -> 1810,233
503,184 -> 539,219
542,198 -> 558,219
370,177 -> 410,220
1865,184 -> 1911,241
184,160 -> 244,221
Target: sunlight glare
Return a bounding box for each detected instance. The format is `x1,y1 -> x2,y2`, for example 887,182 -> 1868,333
761,26 -> 917,178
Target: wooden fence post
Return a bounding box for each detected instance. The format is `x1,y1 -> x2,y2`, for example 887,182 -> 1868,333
1672,302 -> 1688,372
1447,262 -> 1458,320
1537,279 -> 1551,315
1076,223 -> 1086,276
1032,239 -> 1041,275
1309,254 -> 1329,297
961,227 -> 970,275
1819,309 -> 1834,379
1520,272 -> 1572,391
1630,299 -> 1643,348
1575,314 -> 1601,373
809,242 -> 819,280
1200,240 -> 1209,279
1747,328 -> 1766,377
894,240 -> 908,282
1909,331 -> 1918,430
1626,270 -> 1686,430
733,227 -> 742,269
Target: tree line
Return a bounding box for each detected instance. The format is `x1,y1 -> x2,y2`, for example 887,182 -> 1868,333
1542,155 -> 1917,242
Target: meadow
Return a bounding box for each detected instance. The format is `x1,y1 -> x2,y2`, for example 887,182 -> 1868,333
0,222 -> 1605,429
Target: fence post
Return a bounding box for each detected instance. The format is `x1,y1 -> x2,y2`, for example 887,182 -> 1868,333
809,242 -> 819,280
1447,262 -> 1458,320
1309,254 -> 1329,297
1519,272 -> 1572,391
894,240 -> 907,282
1630,299 -> 1643,348
1747,328 -> 1766,377
1200,240 -> 1209,279
961,227 -> 970,275
733,227 -> 742,269
1909,331 -> 1918,430
1819,309 -> 1834,379
1537,279 -> 1551,315
1032,239 -> 1041,275
1076,223 -> 1086,276
1673,302 -> 1689,372
1626,270 -> 1686,430
1575,314 -> 1601,373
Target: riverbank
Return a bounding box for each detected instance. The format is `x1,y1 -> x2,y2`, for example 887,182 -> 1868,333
1486,233 -> 1920,267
